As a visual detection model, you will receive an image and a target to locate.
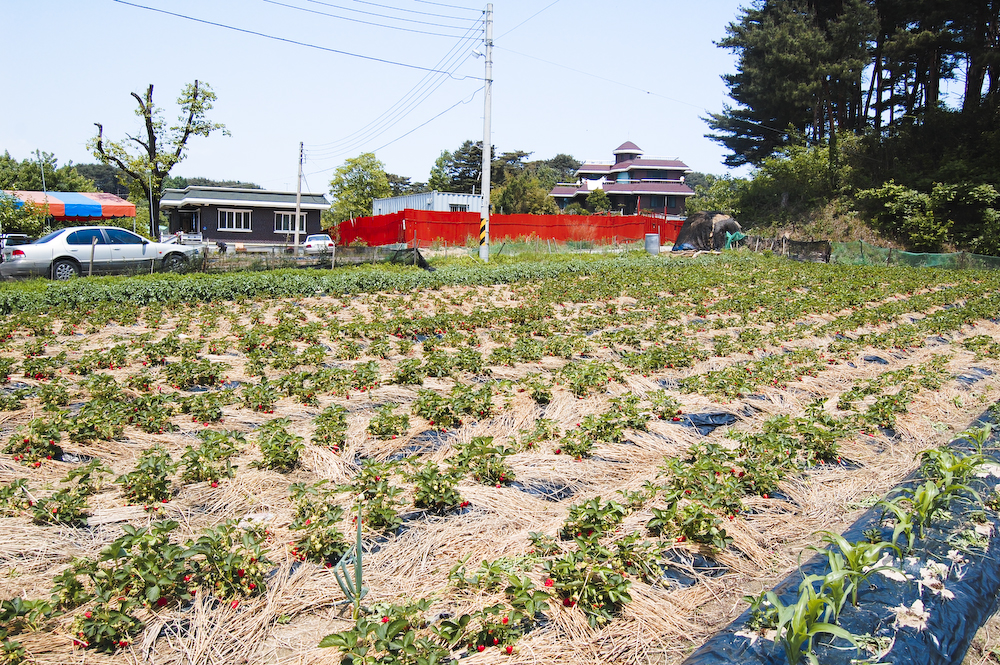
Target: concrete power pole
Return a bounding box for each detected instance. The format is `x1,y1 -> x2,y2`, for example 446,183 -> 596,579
294,141 -> 303,255
478,3 -> 493,262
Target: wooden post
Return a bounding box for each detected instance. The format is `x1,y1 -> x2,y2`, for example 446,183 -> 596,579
88,237 -> 97,277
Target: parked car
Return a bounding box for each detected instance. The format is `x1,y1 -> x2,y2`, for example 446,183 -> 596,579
0,226 -> 201,280
0,234 -> 32,262
303,234 -> 335,255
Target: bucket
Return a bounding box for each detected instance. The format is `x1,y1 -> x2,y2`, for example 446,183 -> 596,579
644,233 -> 660,256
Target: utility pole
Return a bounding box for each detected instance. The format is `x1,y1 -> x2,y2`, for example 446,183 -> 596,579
294,141 -> 303,255
478,3 -> 493,262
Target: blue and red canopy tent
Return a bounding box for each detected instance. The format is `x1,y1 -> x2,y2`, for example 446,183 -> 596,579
2,190 -> 135,221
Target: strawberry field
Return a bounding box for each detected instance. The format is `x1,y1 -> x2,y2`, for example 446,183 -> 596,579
1,252 -> 1000,664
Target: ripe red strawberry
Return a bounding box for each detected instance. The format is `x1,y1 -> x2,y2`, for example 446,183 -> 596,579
477,645 -> 485,652
506,645 -> 513,655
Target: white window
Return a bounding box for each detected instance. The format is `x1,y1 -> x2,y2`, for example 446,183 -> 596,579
274,212 -> 307,233
218,209 -> 252,232
449,204 -> 469,212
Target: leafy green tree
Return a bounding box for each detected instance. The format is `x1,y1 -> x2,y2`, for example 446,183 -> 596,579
0,151 -> 97,192
90,80 -> 228,237
0,193 -> 48,236
427,150 -> 452,191
685,175 -> 746,216
586,188 -> 611,212
386,173 -> 426,196
326,153 -> 392,224
494,172 -> 558,215
74,163 -> 132,197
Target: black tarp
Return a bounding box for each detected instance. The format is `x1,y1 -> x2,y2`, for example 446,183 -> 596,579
673,212 -> 743,251
682,409 -> 1000,665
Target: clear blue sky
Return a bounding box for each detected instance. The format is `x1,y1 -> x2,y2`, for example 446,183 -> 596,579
3,0 -> 748,193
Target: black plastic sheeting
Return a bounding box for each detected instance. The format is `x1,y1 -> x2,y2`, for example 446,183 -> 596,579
683,407 -> 1000,665
671,412 -> 740,436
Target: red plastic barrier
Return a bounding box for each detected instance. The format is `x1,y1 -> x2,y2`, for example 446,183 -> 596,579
335,211 -> 683,247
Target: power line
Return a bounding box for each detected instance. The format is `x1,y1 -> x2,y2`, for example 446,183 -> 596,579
412,0 -> 481,12
112,0 -> 471,76
495,0 -> 562,40
263,0 -> 480,38
304,16 -> 481,154
305,49 -> 478,158
305,87 -> 481,176
305,0 -> 481,24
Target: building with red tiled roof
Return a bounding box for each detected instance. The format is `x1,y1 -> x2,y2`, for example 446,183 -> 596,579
549,142 -> 694,217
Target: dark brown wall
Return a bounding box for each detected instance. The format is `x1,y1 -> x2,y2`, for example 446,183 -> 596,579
168,205 -> 323,244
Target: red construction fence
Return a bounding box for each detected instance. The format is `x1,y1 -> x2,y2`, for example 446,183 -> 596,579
335,210 -> 683,247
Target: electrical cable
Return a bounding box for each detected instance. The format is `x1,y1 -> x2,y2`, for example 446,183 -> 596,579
495,0 -> 562,40
305,87 -> 481,177
263,0 -> 478,38
304,19 -> 481,154
412,0 -> 481,12
304,0 -> 481,24
304,49 -> 477,159
112,0 -> 469,75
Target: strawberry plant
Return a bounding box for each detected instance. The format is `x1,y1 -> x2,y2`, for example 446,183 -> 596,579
341,462 -> 404,534
518,418 -> 560,450
117,446 -> 175,504
408,461 -> 464,515
21,352 -> 66,380
289,482 -> 349,564
422,348 -> 454,377
518,373 -> 552,404
36,379 -> 71,410
68,398 -> 129,442
449,382 -> 496,419
32,487 -> 89,526
543,547 -> 632,627
5,417 -> 62,465
452,436 -> 515,486
163,358 -> 229,389
64,459 -> 113,495
319,599 -> 451,664
366,404 -> 410,438
253,417 -> 303,472
69,593 -> 144,652
181,430 -> 242,484
560,496 -> 627,541
559,360 -> 622,397
392,358 -> 425,385
411,389 -> 460,430
0,479 -> 30,516
95,520 -> 187,608
180,390 -> 235,423
312,404 -> 349,451
452,346 -> 484,373
648,390 -> 682,420
182,520 -> 271,599
241,378 -> 282,413
127,393 -> 178,434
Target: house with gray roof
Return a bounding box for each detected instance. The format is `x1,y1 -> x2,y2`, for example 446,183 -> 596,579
160,186 -> 330,246
549,142 -> 694,217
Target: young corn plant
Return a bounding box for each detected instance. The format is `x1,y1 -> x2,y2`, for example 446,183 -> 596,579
767,579 -> 858,665
812,531 -> 899,606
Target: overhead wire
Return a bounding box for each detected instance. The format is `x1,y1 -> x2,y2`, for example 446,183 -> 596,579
305,87 -> 482,176
303,11 -> 482,158
412,0 -> 481,12
311,0 -> 479,20
262,0 -> 479,38
303,47 -> 478,159
111,0 -> 472,76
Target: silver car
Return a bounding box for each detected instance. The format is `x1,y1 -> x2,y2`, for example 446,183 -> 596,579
0,226 -> 201,280
303,234 -> 335,255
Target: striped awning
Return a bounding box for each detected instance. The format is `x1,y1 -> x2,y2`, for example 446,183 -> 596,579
3,191 -> 136,220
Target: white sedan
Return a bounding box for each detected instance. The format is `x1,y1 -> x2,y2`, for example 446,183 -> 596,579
303,234 -> 335,255
0,226 -> 201,280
